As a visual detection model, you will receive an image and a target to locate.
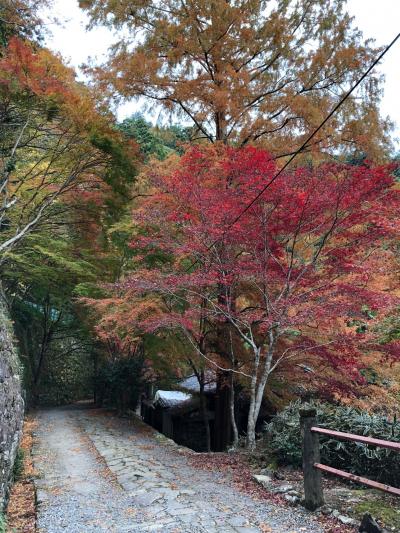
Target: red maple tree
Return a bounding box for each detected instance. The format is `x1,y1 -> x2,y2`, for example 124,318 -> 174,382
111,145 -> 400,448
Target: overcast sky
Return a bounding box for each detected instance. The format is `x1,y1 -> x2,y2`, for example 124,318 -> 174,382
43,0 -> 400,149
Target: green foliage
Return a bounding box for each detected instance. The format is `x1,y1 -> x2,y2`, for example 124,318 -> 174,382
359,367 -> 380,385
345,152 -> 367,167
5,233 -> 97,297
89,130 -> 137,196
119,114 -> 168,160
118,114 -> 191,160
96,354 -> 144,412
0,513 -> 6,533
142,333 -> 186,385
37,343 -> 94,406
393,153 -> 400,181
347,305 -> 377,334
264,400 -> 400,486
0,114 -> 140,406
378,312 -> 400,343
3,229 -> 98,405
13,447 -> 24,482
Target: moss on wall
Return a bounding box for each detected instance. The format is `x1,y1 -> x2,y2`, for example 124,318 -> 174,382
0,298 -> 24,509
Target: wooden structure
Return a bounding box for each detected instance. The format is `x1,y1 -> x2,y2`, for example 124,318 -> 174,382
300,408 -> 400,510
140,382 -> 217,451
300,408 -> 324,510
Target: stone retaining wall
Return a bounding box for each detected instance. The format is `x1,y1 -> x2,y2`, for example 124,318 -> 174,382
0,298 -> 24,509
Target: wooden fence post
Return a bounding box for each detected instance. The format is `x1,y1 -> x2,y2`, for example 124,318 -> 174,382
300,408 -> 324,510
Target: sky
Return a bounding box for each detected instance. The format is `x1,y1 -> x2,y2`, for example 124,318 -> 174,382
43,0 -> 400,149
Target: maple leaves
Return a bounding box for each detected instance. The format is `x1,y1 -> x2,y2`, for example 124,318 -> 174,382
0,11 -> 142,407
101,144 -> 400,447
0,37 -> 68,98
0,30 -> 139,257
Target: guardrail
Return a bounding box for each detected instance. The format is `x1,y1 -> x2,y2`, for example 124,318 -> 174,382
299,408 -> 400,510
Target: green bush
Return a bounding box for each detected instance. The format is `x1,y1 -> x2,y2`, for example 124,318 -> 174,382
13,447 -> 25,482
95,355 -> 144,413
36,347 -> 94,406
263,400 -> 400,486
0,513 -> 6,533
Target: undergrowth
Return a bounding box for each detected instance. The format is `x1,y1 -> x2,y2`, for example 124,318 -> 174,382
0,513 -> 7,533
13,448 -> 25,482
263,400 -> 400,486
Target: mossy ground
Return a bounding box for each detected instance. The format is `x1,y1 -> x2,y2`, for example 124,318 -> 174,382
248,449 -> 400,532
353,494 -> 400,530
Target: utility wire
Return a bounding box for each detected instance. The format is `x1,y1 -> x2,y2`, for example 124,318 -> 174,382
187,30 -> 400,271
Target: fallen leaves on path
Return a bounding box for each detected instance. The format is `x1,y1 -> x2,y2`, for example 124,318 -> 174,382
189,452 -> 282,503
6,416 -> 37,532
187,452 -> 353,533
124,507 -> 138,517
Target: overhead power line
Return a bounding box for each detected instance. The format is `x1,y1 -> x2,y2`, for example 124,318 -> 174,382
187,30 -> 400,271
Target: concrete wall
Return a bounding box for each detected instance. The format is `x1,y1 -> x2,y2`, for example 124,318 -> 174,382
0,299 -> 24,508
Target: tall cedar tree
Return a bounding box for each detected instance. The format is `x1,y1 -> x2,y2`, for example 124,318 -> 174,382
98,146 -> 400,449
80,0 -> 391,159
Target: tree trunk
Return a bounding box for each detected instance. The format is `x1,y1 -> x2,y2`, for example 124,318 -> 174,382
246,372 -> 257,450
32,299 -> 62,405
215,111 -> 228,143
245,337 -> 275,450
246,411 -> 257,450
199,373 -> 211,452
93,351 -> 98,405
32,338 -> 49,406
229,372 -> 239,449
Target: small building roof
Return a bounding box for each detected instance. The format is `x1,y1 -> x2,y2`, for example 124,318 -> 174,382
153,390 -> 192,408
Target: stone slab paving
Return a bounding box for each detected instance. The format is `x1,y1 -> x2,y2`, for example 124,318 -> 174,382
33,406 -> 325,533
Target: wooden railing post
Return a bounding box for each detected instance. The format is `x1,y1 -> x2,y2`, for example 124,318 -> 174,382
300,408 -> 324,510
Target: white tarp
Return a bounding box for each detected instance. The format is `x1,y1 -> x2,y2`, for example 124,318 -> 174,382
153,390 -> 192,408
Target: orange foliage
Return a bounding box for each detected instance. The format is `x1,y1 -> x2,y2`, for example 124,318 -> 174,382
81,0 -> 392,159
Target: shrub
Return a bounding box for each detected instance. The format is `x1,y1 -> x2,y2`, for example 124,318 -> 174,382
0,514 -> 6,533
95,355 -> 144,413
13,448 -> 25,482
263,400 -> 400,486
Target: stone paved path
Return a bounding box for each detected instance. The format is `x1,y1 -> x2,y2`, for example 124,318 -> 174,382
33,406 -> 325,533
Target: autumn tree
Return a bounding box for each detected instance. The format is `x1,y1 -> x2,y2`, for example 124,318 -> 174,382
1,116 -> 137,400
0,0 -> 43,45
5,230 -> 96,403
0,5 -> 140,404
118,114 -> 193,161
0,34 -> 138,258
81,0 -> 391,158
109,145 -> 400,449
